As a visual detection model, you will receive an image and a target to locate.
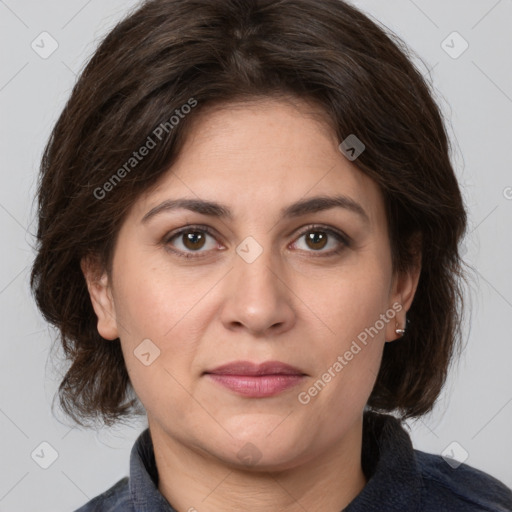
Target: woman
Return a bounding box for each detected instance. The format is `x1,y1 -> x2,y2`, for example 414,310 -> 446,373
30,0 -> 512,510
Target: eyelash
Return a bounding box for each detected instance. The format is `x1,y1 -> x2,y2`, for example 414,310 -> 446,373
162,224 -> 351,260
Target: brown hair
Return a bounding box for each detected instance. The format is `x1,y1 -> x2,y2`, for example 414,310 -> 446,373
30,0 -> 471,427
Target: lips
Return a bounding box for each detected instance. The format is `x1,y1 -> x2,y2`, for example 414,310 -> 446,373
204,360 -> 306,398
205,360 -> 305,376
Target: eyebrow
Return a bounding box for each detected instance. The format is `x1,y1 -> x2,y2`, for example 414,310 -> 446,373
141,194 -> 370,225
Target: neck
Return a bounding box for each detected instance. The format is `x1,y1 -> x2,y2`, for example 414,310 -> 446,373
150,416 -> 367,512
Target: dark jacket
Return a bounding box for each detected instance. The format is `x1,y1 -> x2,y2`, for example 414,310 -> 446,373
75,411 -> 512,511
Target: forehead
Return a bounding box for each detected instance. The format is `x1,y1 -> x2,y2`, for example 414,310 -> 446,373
133,98 -> 385,230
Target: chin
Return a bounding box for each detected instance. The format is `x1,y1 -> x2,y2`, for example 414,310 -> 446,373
201,429 -> 310,472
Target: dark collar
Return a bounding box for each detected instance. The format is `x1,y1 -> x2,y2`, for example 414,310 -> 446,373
128,411 -> 423,511
344,411 -> 423,511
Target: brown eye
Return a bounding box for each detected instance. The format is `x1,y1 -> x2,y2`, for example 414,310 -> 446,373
182,231 -> 207,251
164,226 -> 218,258
293,225 -> 350,256
304,231 -> 328,250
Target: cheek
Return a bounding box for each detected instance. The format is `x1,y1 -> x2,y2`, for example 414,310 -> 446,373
112,251 -> 215,401
303,258 -> 391,344
112,248 -> 188,340
115,284 -> 197,421
298,258 -> 390,397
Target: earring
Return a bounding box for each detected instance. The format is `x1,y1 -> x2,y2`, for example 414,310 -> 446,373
387,319 -> 406,342
395,326 -> 405,336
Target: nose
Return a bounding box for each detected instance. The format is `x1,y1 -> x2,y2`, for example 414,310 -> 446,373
219,238 -> 296,337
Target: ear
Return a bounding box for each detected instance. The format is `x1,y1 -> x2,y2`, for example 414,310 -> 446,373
385,233 -> 422,342
80,254 -> 119,340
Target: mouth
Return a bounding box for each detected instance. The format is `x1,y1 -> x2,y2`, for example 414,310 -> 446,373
203,360 -> 307,398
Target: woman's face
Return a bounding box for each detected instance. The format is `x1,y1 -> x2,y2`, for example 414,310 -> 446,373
86,97 -> 419,470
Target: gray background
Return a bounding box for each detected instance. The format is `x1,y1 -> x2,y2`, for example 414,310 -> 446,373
1,0 -> 511,510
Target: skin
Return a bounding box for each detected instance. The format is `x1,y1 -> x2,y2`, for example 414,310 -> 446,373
83,97 -> 421,512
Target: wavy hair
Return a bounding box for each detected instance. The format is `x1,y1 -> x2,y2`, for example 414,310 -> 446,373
30,0 -> 471,427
